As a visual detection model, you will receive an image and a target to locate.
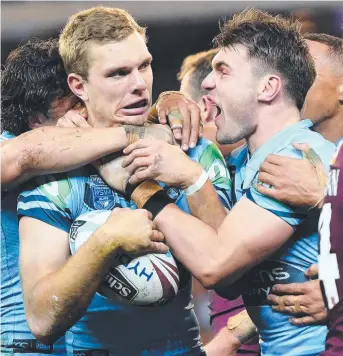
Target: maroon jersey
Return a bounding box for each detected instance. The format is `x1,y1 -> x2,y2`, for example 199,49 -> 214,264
209,291 -> 261,355
319,142 -> 343,356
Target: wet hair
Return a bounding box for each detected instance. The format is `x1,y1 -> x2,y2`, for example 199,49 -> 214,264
1,38 -> 70,135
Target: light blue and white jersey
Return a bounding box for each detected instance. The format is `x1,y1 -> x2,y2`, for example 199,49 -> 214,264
17,138 -> 231,356
1,131 -> 66,355
227,120 -> 336,356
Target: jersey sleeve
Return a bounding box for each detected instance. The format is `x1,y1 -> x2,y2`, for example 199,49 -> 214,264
192,139 -> 232,210
245,145 -> 308,229
17,175 -> 74,233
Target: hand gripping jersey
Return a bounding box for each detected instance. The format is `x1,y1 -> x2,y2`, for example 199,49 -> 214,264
17,138 -> 231,356
226,120 -> 336,356
1,131 -> 66,355
319,140 -> 343,356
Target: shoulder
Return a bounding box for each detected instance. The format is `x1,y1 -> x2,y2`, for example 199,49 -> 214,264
19,167 -> 89,211
275,129 -> 336,172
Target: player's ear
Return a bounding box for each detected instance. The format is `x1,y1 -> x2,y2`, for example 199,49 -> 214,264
68,73 -> 89,102
28,113 -> 49,129
257,74 -> 281,103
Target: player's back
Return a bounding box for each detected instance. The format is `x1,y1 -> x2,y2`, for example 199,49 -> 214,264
228,120 -> 335,356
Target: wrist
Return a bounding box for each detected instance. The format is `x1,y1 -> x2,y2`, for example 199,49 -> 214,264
122,125 -> 145,145
181,163 -> 204,190
217,327 -> 241,352
92,226 -> 122,259
109,127 -> 129,148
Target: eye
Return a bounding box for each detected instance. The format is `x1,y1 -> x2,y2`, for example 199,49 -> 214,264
139,60 -> 152,71
108,69 -> 130,78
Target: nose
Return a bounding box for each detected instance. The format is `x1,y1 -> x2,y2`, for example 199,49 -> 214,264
201,70 -> 215,92
130,69 -> 147,94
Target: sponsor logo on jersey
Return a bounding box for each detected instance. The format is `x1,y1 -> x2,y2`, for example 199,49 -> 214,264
89,175 -> 115,210
166,187 -> 181,201
102,267 -> 138,302
12,339 -> 53,353
240,260 -> 308,306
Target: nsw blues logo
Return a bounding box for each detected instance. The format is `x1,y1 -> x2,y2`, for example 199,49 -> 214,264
88,175 -> 116,210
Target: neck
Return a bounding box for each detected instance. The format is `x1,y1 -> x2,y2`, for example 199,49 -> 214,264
247,103 -> 301,154
312,110 -> 343,143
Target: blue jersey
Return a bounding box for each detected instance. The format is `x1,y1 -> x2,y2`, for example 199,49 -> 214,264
17,138 -> 231,356
227,120 -> 335,356
1,131 -> 66,355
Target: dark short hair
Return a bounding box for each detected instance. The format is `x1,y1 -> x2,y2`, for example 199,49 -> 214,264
304,33 -> 343,75
1,38 -> 71,135
177,49 -> 219,102
214,8 -> 316,110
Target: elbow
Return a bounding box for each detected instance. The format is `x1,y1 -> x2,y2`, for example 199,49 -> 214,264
27,315 -> 61,345
195,262 -> 225,289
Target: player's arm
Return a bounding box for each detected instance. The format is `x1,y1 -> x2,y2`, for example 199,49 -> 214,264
19,210 -> 165,344
123,139 -> 230,229
154,197 -> 293,288
204,310 -> 258,356
1,125 -> 128,190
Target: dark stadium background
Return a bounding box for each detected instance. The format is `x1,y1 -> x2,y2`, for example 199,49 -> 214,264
2,0 -> 342,344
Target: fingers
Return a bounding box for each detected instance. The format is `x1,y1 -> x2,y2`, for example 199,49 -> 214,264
57,109 -> 90,128
172,128 -> 182,141
189,106 -> 201,149
264,154 -> 289,166
259,161 -> 280,176
292,142 -> 310,152
289,316 -> 317,326
150,229 -> 165,243
179,105 -> 191,151
129,167 -> 153,185
268,295 -> 304,315
123,139 -> 151,155
149,241 -> 169,254
158,107 -> 167,125
257,172 -> 275,186
255,184 -> 278,200
126,156 -> 153,175
305,264 -> 319,278
122,147 -> 152,167
268,294 -> 296,307
136,208 -> 153,220
271,283 -> 305,295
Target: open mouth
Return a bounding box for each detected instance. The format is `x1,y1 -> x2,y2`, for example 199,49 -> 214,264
214,104 -> 222,119
123,99 -> 148,110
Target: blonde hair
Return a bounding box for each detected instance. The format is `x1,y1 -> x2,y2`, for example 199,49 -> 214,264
59,6 -> 146,78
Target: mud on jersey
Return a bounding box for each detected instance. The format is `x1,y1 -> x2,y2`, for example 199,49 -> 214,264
18,138 -> 231,356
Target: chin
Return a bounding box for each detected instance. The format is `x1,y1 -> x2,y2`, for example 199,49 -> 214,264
118,113 -> 149,126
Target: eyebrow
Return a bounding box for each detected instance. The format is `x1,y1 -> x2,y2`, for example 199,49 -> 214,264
104,55 -> 153,75
213,61 -> 231,71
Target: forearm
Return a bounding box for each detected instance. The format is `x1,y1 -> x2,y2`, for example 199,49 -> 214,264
25,229 -> 118,342
187,179 -> 227,230
155,205 -> 242,287
1,126 -> 127,189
